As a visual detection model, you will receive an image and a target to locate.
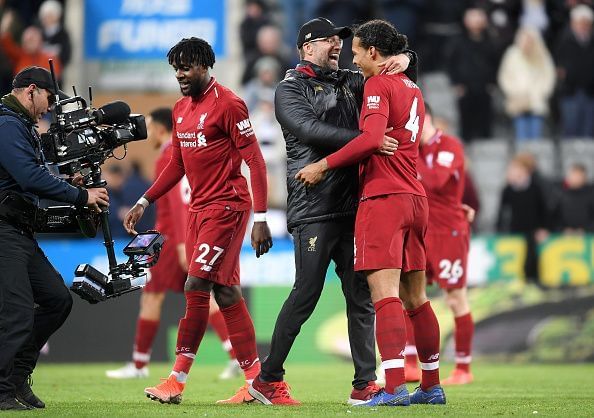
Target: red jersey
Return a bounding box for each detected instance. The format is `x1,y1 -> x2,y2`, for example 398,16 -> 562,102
145,78 -> 267,213
418,131 -> 468,234
326,73 -> 426,199
154,141 -> 190,244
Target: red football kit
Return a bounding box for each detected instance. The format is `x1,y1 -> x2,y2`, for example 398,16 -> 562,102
145,141 -> 190,293
144,78 -> 267,285
325,73 -> 427,271
418,130 -> 470,289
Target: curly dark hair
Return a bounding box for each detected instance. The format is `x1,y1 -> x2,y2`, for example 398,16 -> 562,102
167,37 -> 215,68
353,19 -> 408,57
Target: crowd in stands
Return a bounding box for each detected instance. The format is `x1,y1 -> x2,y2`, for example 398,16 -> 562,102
1,0 -> 593,243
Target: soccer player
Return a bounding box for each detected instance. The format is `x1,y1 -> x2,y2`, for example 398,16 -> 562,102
106,108 -> 240,381
405,104 -> 475,385
376,105 -> 476,386
124,37 -> 272,405
295,19 -> 445,406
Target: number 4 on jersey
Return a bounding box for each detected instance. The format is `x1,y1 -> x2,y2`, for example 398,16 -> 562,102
405,97 -> 420,142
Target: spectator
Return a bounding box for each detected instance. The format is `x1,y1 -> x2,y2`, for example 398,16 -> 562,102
375,0 -> 425,47
473,0 -> 523,59
520,0 -> 549,34
38,0 -> 71,71
554,5 -> 594,138
416,0 -> 466,73
498,26 -> 556,140
243,56 -> 281,111
552,163 -> 594,233
239,0 -> 272,59
447,8 -> 498,141
496,153 -> 549,282
249,89 -> 286,208
241,24 -> 292,85
0,17 -> 62,79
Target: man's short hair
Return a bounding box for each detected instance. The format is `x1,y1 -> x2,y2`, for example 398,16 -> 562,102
149,107 -> 173,132
354,19 -> 408,57
571,5 -> 594,22
167,37 -> 215,68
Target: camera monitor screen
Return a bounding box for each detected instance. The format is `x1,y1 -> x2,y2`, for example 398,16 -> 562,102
125,233 -> 160,250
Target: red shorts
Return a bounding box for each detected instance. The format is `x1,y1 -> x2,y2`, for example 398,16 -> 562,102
354,194 -> 428,272
145,238 -> 186,293
186,209 -> 249,286
426,231 -> 469,289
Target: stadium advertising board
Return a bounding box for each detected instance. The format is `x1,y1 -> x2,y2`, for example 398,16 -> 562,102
84,0 -> 226,59
39,235 -> 594,289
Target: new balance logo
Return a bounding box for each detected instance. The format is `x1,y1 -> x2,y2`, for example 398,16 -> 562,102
177,116 -> 183,123
200,264 -> 212,272
428,353 -> 440,361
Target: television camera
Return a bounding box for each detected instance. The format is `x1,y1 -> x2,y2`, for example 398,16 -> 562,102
40,60 -> 164,303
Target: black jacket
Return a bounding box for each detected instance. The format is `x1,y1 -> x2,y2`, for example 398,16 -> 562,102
0,102 -> 87,207
275,59 -> 417,231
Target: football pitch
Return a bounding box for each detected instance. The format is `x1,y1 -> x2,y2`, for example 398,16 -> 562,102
18,361 -> 594,416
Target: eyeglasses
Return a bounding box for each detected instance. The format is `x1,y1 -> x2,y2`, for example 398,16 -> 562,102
306,37 -> 343,47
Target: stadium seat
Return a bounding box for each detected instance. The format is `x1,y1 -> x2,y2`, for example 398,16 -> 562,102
467,139 -> 510,231
560,139 -> 594,181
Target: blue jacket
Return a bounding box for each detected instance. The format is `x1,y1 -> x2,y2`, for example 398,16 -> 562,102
0,103 -> 86,206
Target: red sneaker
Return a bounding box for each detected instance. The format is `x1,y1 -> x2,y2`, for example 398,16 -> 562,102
347,381 -> 382,405
248,376 -> 300,405
405,365 -> 421,383
144,375 -> 185,404
442,369 -> 474,385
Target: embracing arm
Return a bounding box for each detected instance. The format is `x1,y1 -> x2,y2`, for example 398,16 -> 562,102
325,113 -> 388,169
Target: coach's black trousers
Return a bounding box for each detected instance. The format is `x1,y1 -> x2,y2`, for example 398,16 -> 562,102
261,218 -> 376,389
0,220 -> 72,397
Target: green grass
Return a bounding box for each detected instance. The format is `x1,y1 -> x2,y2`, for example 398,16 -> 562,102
11,362 -> 594,417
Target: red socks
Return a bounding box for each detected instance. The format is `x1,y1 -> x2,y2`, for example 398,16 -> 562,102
133,318 -> 159,369
173,290 -> 211,375
209,309 -> 236,360
407,301 -> 441,390
403,314 -> 418,369
454,312 -> 474,372
220,298 -> 260,381
374,297 -> 406,394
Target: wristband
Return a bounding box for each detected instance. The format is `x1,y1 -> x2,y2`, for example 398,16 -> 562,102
253,212 -> 266,222
136,197 -> 150,209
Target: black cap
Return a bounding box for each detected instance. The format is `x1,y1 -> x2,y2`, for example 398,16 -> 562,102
12,66 -> 69,100
297,17 -> 352,49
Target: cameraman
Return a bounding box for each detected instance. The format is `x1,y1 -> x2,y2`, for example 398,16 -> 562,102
0,66 -> 109,411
